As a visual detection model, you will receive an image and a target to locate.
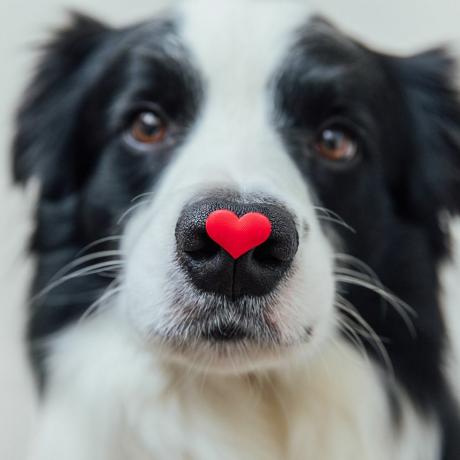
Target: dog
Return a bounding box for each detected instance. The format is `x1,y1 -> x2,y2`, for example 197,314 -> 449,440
12,1 -> 460,458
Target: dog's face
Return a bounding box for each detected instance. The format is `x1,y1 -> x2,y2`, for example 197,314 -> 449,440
14,2 -> 460,378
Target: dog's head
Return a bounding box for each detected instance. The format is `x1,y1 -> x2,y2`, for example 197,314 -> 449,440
14,2 -> 460,379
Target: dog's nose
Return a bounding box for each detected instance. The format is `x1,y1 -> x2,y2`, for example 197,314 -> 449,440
175,198 -> 299,298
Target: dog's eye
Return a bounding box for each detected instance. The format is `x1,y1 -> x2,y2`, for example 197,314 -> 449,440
129,111 -> 167,145
315,127 -> 357,163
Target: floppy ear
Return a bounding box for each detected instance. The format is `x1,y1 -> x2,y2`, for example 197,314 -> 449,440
12,12 -> 110,199
389,49 -> 460,222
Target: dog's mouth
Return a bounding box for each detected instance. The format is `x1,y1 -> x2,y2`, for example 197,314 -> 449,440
153,314 -> 314,373
157,309 -> 281,347
142,266 -> 321,371
150,291 -> 316,373
201,322 -> 253,342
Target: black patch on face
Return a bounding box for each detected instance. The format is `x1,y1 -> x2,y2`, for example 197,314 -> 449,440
12,13 -> 204,384
274,16 -> 460,451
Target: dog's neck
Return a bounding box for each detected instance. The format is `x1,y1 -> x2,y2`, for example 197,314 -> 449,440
45,312 -> 439,460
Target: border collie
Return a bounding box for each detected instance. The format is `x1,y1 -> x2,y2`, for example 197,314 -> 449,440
12,1 -> 460,458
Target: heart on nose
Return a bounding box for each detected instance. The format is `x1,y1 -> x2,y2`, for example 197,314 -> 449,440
205,210 -> 272,259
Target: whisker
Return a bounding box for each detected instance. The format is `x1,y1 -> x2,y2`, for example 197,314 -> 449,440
314,206 -> 356,234
334,266 -> 388,311
334,252 -> 418,339
335,296 -> 395,380
334,274 -> 417,337
117,200 -> 150,226
334,316 -> 370,366
78,282 -> 123,323
131,192 -> 155,203
47,250 -> 123,285
32,261 -> 123,303
75,236 -> 122,258
334,253 -> 381,283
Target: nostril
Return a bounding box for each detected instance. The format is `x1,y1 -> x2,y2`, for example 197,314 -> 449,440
183,230 -> 221,261
252,235 -> 298,267
252,240 -> 283,266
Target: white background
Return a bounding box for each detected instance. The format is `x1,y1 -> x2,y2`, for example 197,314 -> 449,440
1,1 -> 460,459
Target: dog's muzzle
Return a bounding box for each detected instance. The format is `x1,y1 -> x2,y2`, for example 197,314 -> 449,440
175,196 -> 299,299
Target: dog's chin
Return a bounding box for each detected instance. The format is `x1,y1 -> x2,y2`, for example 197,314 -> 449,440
150,306 -> 316,374
155,336 -> 311,375
135,283 -> 326,374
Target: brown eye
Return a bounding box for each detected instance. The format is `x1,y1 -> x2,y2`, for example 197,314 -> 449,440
130,111 -> 167,144
315,127 -> 358,163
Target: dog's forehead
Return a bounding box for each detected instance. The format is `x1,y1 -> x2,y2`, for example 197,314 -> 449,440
175,1 -> 315,88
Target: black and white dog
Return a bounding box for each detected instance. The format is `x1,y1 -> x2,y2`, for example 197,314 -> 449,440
13,1 -> 460,458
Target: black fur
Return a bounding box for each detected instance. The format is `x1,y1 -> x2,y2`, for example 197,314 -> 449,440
275,18 -> 460,456
13,13 -> 203,382
13,12 -> 460,457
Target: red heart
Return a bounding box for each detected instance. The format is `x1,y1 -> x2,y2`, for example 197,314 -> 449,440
205,210 -> 272,259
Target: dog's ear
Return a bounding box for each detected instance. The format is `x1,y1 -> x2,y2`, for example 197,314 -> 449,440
12,12 -> 110,199
388,49 -> 460,223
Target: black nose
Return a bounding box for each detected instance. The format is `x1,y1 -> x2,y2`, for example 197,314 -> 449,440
175,197 -> 299,298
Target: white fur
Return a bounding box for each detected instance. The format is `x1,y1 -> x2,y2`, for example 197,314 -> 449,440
30,311 -> 440,460
440,218 -> 460,398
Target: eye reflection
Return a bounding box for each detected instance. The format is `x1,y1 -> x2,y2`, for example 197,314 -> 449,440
129,111 -> 167,145
315,127 -> 358,163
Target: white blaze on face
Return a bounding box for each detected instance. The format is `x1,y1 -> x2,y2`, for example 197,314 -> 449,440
119,0 -> 337,368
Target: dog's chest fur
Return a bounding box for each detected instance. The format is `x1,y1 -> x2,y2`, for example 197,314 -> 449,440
42,315 -> 439,460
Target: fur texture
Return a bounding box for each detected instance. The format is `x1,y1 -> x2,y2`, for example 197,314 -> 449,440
12,1 -> 460,458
